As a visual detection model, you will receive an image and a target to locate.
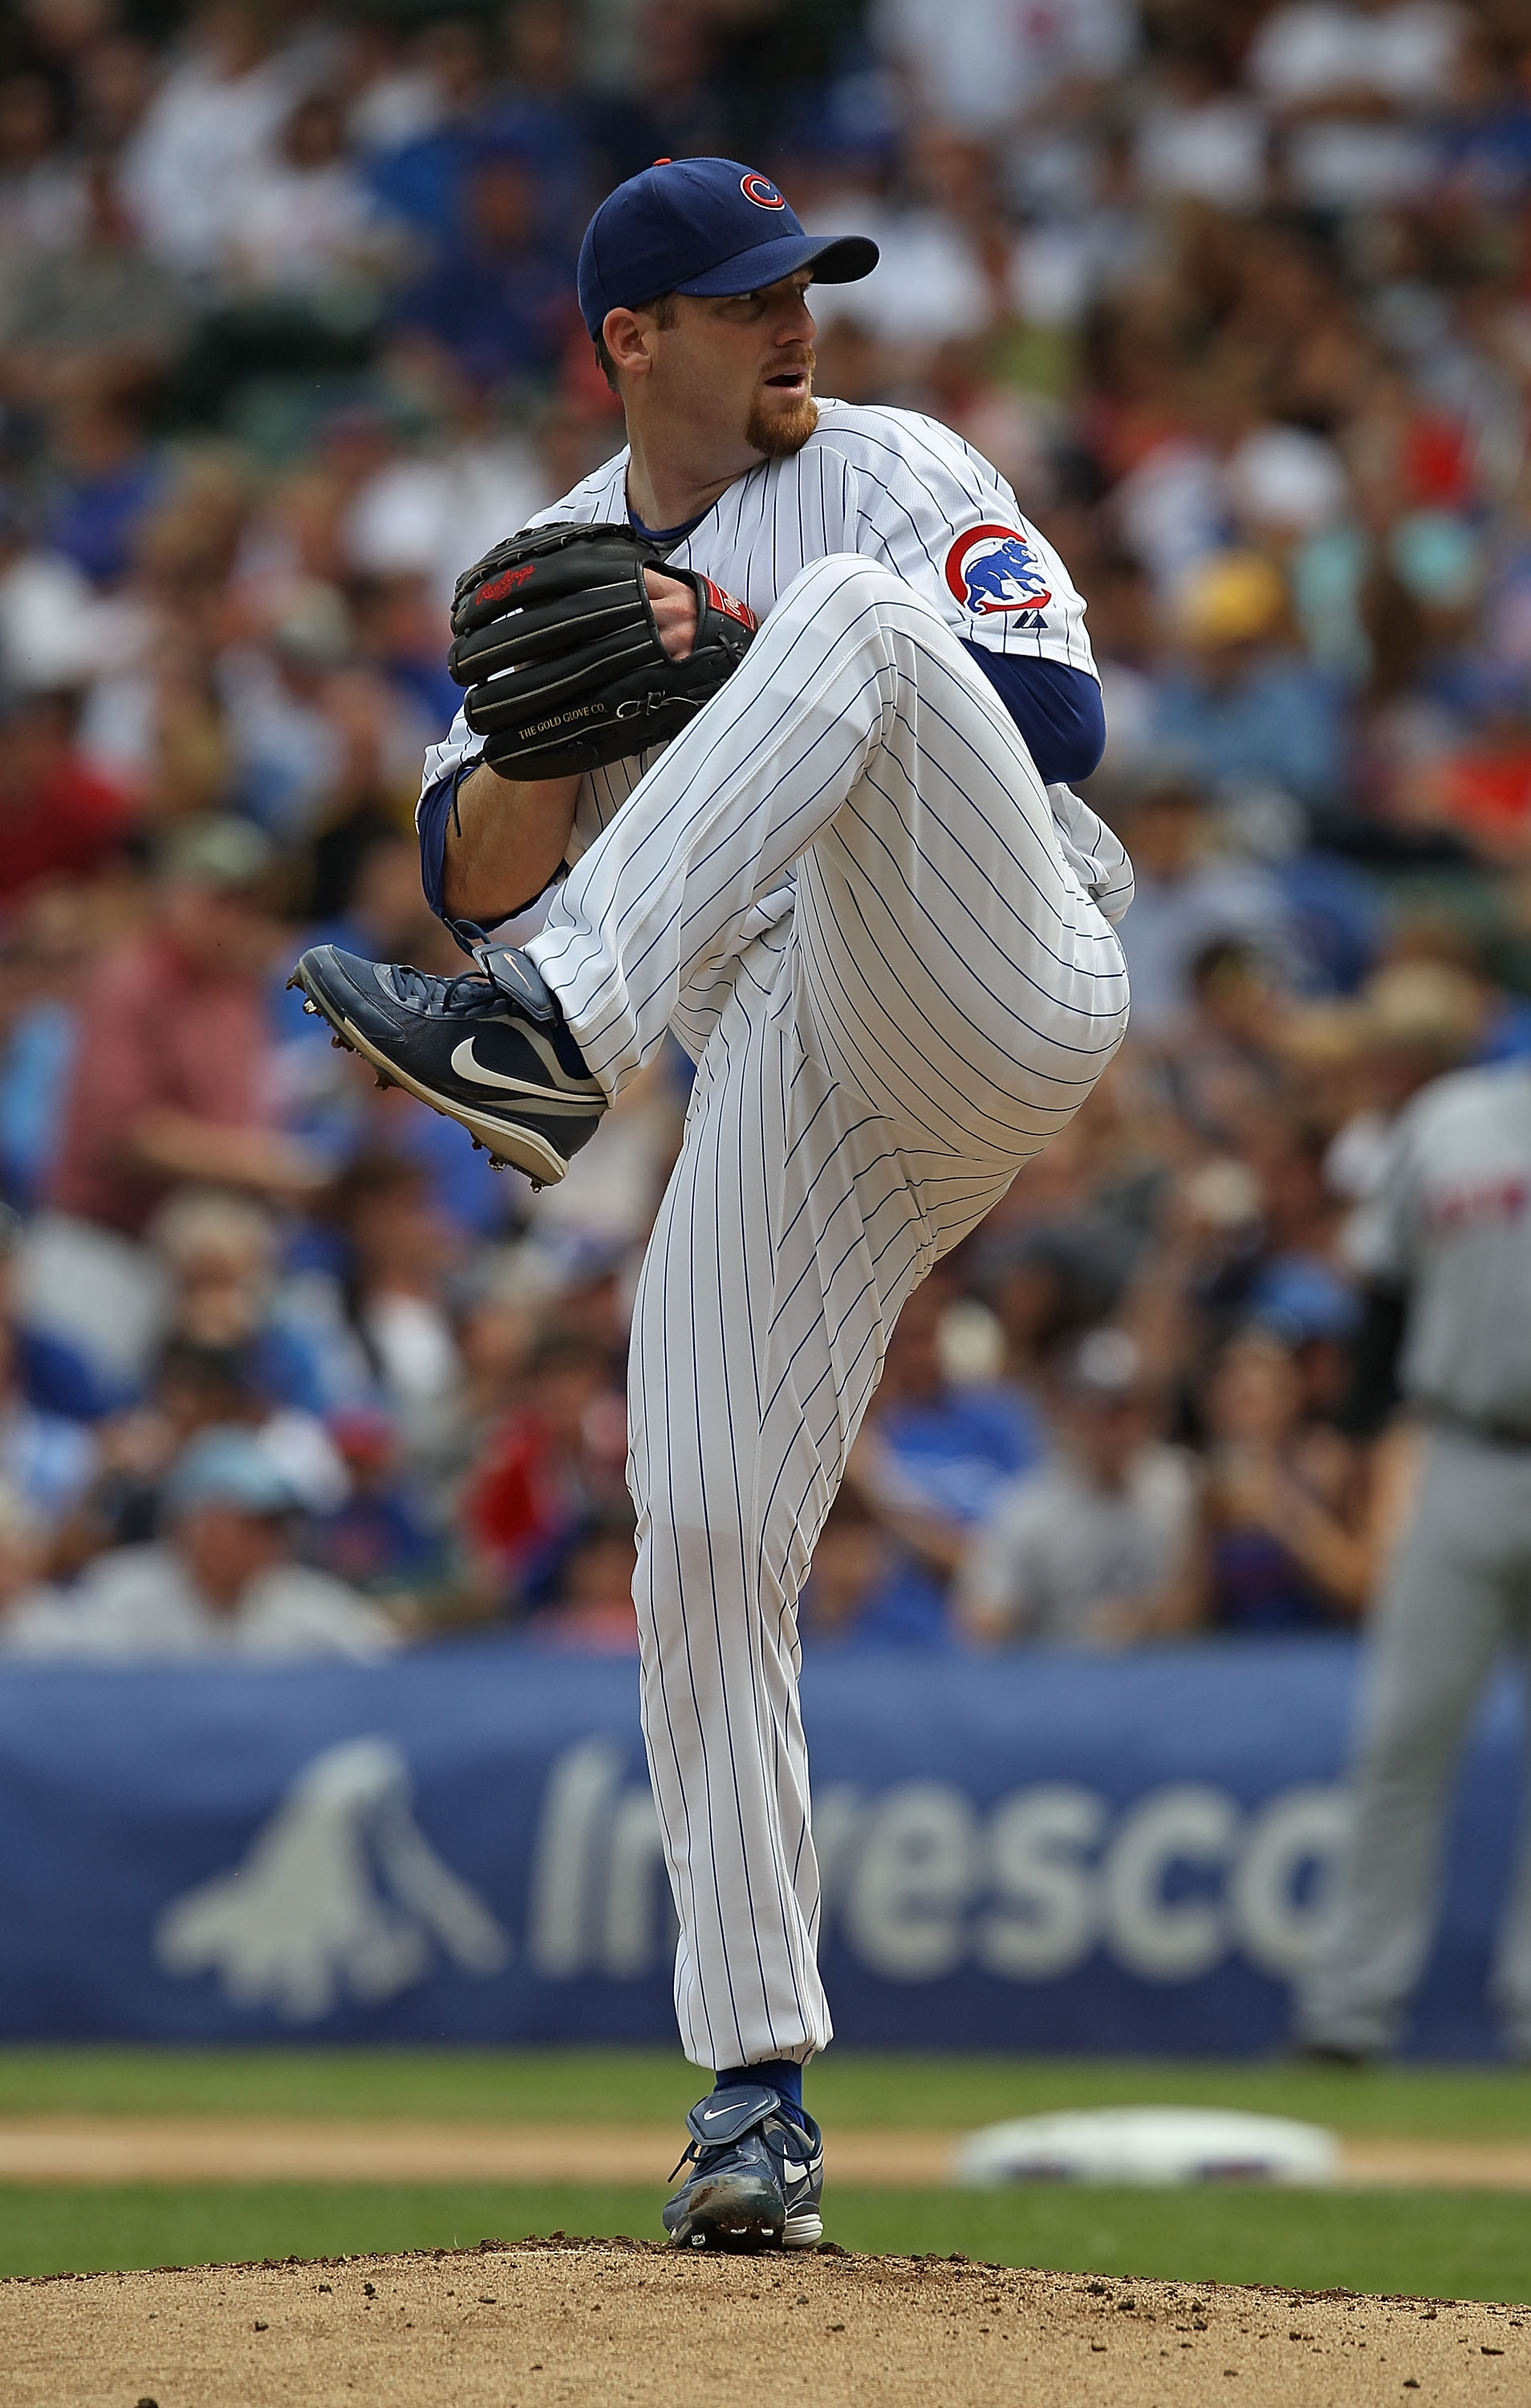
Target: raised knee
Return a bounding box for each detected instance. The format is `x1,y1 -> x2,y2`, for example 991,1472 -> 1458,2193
784,551 -> 912,617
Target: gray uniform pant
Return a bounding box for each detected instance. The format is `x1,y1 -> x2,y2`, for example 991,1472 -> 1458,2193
1296,1425 -> 1531,2056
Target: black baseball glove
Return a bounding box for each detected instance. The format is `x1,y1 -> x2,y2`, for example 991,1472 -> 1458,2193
447,520 -> 757,781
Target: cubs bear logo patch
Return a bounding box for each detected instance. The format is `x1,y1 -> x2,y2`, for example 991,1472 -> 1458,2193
944,523 -> 1052,617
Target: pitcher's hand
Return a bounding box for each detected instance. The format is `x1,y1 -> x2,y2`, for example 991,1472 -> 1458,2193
644,567 -> 698,660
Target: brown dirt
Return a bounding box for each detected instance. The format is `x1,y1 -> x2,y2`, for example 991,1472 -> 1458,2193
3,2237 -> 1528,2407
0,2116 -> 1529,2190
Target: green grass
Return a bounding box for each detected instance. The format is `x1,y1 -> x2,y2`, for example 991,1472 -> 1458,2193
2,2181 -> 1530,2303
0,2046 -> 1527,2141
3,2050 -> 1531,2302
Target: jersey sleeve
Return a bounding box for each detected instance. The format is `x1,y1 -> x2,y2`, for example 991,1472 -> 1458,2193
417,701 -> 483,807
1344,1106 -> 1423,1288
827,412 -> 1097,675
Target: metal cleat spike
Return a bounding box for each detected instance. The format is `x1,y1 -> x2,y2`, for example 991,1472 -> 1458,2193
374,1072 -> 393,1090
302,997 -> 319,1015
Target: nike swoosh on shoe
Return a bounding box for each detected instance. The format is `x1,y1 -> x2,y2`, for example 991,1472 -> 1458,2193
449,1035 -> 606,1103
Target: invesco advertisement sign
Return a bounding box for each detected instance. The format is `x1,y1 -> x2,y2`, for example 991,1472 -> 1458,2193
518,1737 -> 1353,2051
820,1778 -> 1347,1986
0,1639 -> 1517,2052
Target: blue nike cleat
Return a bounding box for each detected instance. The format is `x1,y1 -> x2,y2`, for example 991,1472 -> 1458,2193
662,2084 -> 825,2252
287,942 -> 607,1187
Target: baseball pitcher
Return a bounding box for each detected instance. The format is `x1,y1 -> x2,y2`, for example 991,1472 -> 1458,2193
292,158 -> 1132,2247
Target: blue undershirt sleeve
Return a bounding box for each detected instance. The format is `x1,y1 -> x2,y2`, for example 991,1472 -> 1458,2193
961,648 -> 1106,786
419,761 -> 562,958
417,767 -> 458,929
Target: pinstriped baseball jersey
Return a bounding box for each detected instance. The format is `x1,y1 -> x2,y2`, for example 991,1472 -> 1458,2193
524,400 -> 1094,661
418,403 -> 1131,2078
418,400 -> 1121,987
419,402 -> 1094,781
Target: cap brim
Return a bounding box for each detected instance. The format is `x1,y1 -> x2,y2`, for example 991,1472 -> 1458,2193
676,231 -> 878,299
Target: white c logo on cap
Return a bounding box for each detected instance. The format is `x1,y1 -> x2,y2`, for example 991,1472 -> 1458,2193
741,173 -> 785,209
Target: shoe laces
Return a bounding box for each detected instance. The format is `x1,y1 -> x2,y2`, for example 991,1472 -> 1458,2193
670,2102 -> 810,2184
390,963 -> 500,1017
668,2131 -> 736,2182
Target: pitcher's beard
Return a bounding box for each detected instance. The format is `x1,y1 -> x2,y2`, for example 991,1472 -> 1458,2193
745,389 -> 818,458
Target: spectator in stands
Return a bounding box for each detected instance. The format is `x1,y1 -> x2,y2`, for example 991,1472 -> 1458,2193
0,492 -> 95,695
45,390 -> 165,591
843,1274 -> 1042,1586
0,158 -> 191,409
1248,0 -> 1463,213
0,67 -> 83,252
224,90 -> 404,299
1111,771 -> 1285,1038
362,16 -> 492,246
421,1242 -> 561,1491
798,1486 -> 952,1651
1401,671 -> 1531,868
480,0 -> 622,207
529,1505 -> 640,1653
957,1329 -> 1199,1649
50,816 -> 323,1241
464,1326 -> 630,1606
305,1403 -> 444,1603
394,148 -> 573,393
1161,937 -> 1293,1145
628,0 -> 734,166
147,1186 -> 335,1418
1187,1323 -> 1371,1633
67,1338 -> 264,1556
0,689 -> 133,905
872,0 -> 1136,138
63,1329 -> 347,1560
2,1425 -> 396,1659
218,578 -> 421,849
0,885 -> 89,1212
120,0 -> 315,279
326,1149 -> 463,1451
1151,551 -> 1350,817
0,1214 -> 96,1544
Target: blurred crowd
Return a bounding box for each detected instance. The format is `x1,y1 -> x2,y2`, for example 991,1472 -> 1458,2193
0,0 -> 1526,1658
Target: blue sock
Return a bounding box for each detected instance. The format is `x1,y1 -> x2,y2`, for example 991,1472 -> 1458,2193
714,2058 -> 807,2125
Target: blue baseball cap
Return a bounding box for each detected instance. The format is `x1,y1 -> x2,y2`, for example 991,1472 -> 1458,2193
577,157 -> 877,340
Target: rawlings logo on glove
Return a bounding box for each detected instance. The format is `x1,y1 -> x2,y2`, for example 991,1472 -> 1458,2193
448,522 -> 757,782
474,560 -> 537,607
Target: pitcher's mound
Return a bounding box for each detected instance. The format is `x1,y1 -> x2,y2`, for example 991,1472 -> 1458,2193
3,2234 -> 1525,2406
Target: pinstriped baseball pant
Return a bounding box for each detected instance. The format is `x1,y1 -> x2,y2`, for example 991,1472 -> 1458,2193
526,555 -> 1131,2068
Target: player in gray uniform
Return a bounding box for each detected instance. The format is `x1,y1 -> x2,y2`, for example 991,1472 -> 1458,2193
1296,1056 -> 1531,2058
